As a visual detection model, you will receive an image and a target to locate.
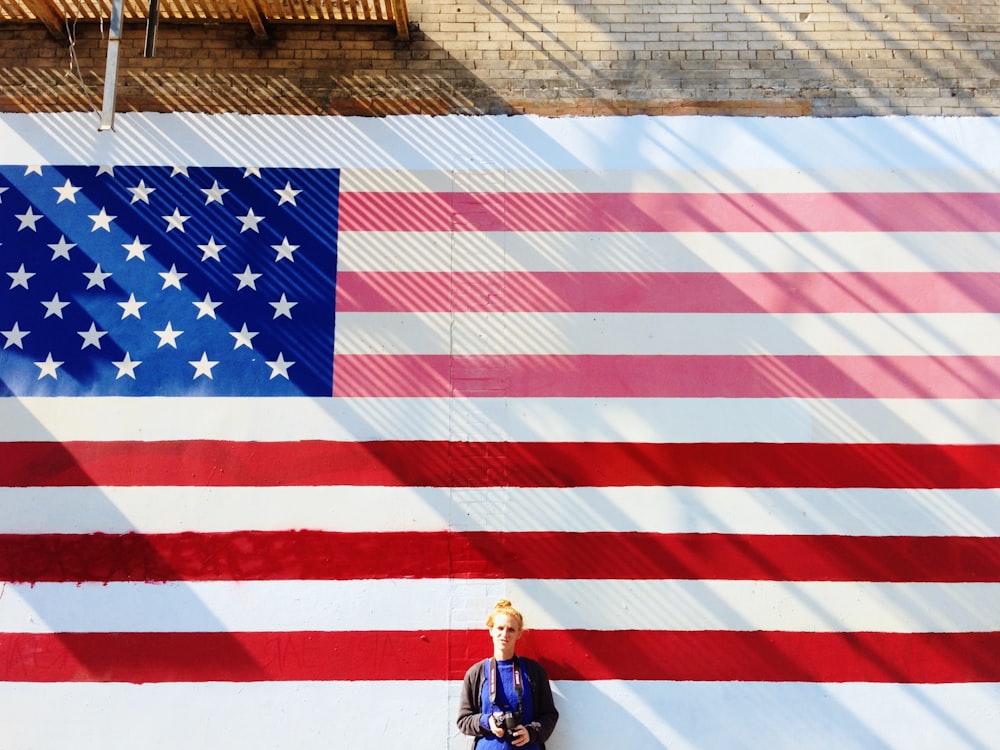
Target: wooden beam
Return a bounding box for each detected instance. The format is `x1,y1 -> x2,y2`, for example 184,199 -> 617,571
235,0 -> 269,40
22,0 -> 66,40
389,0 -> 408,40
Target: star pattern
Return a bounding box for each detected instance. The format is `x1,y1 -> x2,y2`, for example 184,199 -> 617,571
48,236 -> 76,261
2,322 -> 29,349
163,208 -> 191,233
0,164 -> 337,396
198,236 -> 226,262
274,182 -> 301,206
118,293 -> 147,320
123,236 -> 151,261
159,263 -> 188,290
113,351 -> 141,379
34,352 -> 63,379
128,179 -> 156,204
54,179 -> 82,204
202,181 -> 229,205
17,206 -> 43,231
8,264 -> 35,289
237,208 -> 265,233
89,207 -> 116,232
84,264 -> 113,290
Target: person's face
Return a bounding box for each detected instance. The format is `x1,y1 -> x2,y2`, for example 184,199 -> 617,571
490,613 -> 522,656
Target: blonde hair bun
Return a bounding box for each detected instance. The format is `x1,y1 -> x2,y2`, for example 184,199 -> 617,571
486,599 -> 525,629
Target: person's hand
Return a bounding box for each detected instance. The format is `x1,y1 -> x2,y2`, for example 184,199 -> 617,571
510,725 -> 531,747
488,713 -> 505,739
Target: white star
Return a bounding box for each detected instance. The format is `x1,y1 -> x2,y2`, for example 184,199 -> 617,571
162,208 -> 191,233
236,208 -> 265,233
25,165 -> 43,176
48,235 -> 76,261
243,167 -> 262,178
34,353 -> 63,380
159,263 -> 188,290
189,352 -> 219,380
128,179 -> 156,204
230,323 -> 259,350
83,264 -> 113,290
7,263 -> 35,289
271,237 -> 299,262
274,181 -> 302,206
201,181 -> 229,205
269,293 -> 298,319
78,322 -> 108,350
16,206 -> 43,231
197,236 -> 226,262
193,292 -> 222,320
153,322 -> 184,349
2,322 -> 29,349
266,352 -> 295,380
118,293 -> 147,320
123,236 -> 151,261
233,264 -> 262,290
171,167 -> 189,177
53,179 -> 82,204
41,292 -> 70,319
96,165 -> 115,177
113,352 -> 142,380
89,207 -> 116,232
0,185 -> 7,202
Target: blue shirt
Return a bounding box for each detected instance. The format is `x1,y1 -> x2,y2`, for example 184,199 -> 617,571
477,658 -> 538,750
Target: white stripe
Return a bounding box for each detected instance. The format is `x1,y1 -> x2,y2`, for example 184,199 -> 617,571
1,680 -> 996,750
553,681 -> 1000,750
334,312 -> 1000,356
4,580 -> 998,633
4,486 -> 998,537
6,112 -> 1000,172
5,396 -> 1000,443
504,397 -> 1000,444
0,682 -> 454,750
339,168 -> 1000,194
337,231 -> 1000,273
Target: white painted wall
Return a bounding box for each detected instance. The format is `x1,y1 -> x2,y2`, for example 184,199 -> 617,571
2,113 -> 1000,750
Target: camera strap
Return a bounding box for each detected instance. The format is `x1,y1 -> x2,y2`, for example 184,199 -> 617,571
488,656 -> 523,711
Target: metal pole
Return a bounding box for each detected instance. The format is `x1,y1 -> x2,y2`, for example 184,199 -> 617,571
145,0 -> 160,57
98,0 -> 124,131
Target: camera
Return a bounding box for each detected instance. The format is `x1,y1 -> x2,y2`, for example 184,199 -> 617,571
497,710 -> 523,740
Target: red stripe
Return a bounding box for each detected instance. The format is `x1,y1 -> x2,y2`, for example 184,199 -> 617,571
338,191 -> 1000,232
336,271 -> 1000,313
4,629 -> 999,683
3,531 -> 997,583
5,441 -> 1000,488
333,354 -> 1000,398
530,630 -> 1000,683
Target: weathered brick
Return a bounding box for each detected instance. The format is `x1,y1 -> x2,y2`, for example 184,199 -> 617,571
3,0 -> 1000,116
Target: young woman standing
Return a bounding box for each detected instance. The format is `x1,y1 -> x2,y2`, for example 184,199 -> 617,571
457,599 -> 560,749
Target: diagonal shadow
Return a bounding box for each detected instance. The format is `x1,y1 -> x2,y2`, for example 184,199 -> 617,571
2,113 -> 999,750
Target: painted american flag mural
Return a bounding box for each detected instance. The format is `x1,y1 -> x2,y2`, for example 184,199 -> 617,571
1,113 -> 1000,749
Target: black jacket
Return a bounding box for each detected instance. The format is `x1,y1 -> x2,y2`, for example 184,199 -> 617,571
457,656 -> 559,749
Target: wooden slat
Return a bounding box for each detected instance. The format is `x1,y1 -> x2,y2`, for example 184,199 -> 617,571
389,0 -> 406,39
0,0 -> 408,31
233,0 -> 266,37
21,0 -> 65,37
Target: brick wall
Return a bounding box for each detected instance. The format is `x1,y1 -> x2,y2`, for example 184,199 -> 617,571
1,0 -> 999,116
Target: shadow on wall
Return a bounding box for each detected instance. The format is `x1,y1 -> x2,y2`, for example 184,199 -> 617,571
3,113 -> 1000,750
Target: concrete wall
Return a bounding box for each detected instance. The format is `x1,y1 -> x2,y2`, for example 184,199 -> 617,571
2,0 -> 999,117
